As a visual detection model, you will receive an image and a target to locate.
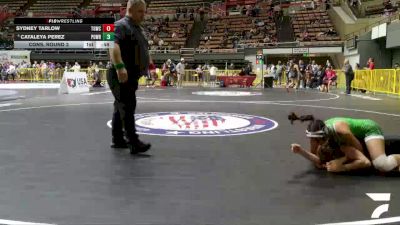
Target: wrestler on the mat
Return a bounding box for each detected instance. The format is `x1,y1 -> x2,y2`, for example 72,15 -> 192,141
288,112 -> 400,173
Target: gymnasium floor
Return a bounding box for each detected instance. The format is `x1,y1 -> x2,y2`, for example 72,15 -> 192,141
0,85 -> 399,225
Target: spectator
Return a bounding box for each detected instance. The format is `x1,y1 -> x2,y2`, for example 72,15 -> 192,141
239,68 -> 246,76
276,61 -> 284,86
6,62 -> 16,81
326,28 -> 337,36
311,60 -> 319,75
367,58 -> 375,70
244,63 -> 252,75
321,66 -> 337,92
72,62 -> 81,72
241,6 -> 247,15
168,60 -> 177,86
31,61 -> 38,68
148,61 -> 157,87
195,65 -> 204,85
199,7 -> 205,21
394,63 -> 399,69
65,62 -> 71,71
0,63 -> 4,82
161,59 -> 171,86
325,0 -> 331,10
286,60 -> 299,90
209,64 -> 218,87
302,31 -> 311,41
343,59 -> 354,94
298,60 -> 307,88
158,39 -> 164,48
310,0 -> 316,9
182,7 -> 187,18
326,59 -> 332,68
98,61 -> 105,69
40,61 -> 49,79
263,34 -> 271,43
176,58 -> 185,88
92,63 -> 103,87
310,65 -> 325,89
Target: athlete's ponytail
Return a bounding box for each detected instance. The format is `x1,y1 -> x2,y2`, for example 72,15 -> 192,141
289,112 -> 329,139
288,112 -> 315,124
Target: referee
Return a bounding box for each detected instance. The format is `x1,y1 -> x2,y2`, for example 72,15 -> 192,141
107,0 -> 151,154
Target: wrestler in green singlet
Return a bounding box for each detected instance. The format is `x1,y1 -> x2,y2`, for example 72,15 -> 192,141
324,117 -> 384,142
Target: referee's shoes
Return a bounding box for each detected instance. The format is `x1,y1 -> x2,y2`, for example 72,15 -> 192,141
111,139 -> 151,154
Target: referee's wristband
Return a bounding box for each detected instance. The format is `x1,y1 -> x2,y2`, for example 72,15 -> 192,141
114,63 -> 125,69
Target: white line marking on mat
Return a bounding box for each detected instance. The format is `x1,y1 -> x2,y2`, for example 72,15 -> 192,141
0,99 -> 399,119
0,103 -> 21,107
81,90 -> 111,96
0,219 -> 55,225
0,83 -> 60,89
0,102 -> 113,113
275,93 -> 339,103
135,93 -> 340,103
266,102 -> 400,117
350,94 -> 381,101
316,216 -> 400,225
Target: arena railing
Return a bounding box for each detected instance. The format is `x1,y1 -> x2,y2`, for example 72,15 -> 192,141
12,68 -> 245,86
349,69 -> 400,95
10,68 -> 400,94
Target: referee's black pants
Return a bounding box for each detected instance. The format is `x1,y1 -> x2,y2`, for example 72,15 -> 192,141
107,68 -> 139,144
345,73 -> 354,94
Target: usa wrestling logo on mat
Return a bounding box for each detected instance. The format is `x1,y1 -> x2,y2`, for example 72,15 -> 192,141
107,112 -> 278,136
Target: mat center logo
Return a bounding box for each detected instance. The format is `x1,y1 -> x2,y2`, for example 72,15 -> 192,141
107,112 -> 278,136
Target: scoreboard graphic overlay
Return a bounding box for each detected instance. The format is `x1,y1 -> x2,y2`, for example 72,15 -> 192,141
13,18 -> 115,49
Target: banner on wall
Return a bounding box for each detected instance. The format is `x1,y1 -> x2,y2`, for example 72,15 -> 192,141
0,50 -> 31,64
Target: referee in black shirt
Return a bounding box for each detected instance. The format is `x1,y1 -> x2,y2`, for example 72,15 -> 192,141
107,0 -> 151,154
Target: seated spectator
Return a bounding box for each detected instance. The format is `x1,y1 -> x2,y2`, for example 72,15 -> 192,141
325,28 -> 337,36
320,66 -> 336,92
303,31 -> 311,41
254,4 -> 261,16
6,63 -> 16,81
241,6 -> 247,15
263,35 -> 271,43
239,68 -> 246,76
158,39 -> 164,47
244,64 -> 253,75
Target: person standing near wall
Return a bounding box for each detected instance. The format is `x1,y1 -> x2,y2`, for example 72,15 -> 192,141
107,0 -> 151,154
343,59 -> 354,95
176,58 -> 185,88
366,58 -> 375,70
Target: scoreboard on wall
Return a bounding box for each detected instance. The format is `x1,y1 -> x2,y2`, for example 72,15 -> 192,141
13,18 -> 115,49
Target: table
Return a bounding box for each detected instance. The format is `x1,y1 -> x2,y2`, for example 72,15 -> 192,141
217,76 -> 256,87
